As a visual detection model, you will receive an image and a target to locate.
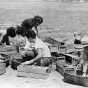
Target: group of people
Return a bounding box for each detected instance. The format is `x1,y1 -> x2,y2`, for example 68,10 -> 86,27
0,15 -> 51,69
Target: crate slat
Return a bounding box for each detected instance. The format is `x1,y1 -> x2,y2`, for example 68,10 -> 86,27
17,71 -> 49,79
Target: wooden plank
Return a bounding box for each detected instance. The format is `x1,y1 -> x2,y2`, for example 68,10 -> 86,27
17,72 -> 50,79
17,65 -> 50,74
64,54 -> 79,59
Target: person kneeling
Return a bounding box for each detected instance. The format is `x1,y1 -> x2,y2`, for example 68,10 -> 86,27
21,30 -> 51,65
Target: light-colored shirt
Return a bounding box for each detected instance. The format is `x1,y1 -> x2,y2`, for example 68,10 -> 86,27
9,36 -> 17,45
9,35 -> 26,47
24,38 -> 31,50
24,37 -> 51,57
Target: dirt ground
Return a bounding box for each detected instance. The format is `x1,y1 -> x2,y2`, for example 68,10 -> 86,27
0,66 -> 85,88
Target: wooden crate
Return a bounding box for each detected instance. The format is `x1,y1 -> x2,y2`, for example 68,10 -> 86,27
0,45 -> 17,57
56,56 -> 66,76
0,45 -> 16,52
0,61 -> 6,75
59,46 -> 67,54
17,65 -> 50,79
17,57 -> 56,79
49,45 -> 59,53
64,72 -> 88,87
64,70 -> 88,87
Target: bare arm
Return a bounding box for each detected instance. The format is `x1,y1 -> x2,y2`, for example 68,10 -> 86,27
22,48 -> 42,65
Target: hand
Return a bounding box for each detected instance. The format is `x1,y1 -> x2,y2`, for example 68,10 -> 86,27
20,51 -> 26,57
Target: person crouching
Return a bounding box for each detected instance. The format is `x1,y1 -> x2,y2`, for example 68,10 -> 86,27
21,30 -> 51,65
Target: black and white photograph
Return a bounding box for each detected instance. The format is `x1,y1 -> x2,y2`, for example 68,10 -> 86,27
0,0 -> 88,88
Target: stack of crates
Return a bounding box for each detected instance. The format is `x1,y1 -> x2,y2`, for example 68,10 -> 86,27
58,45 -> 67,54
48,44 -> 59,53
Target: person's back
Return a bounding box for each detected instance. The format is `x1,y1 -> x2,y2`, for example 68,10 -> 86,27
24,36 -> 51,57
21,16 -> 43,36
35,37 -> 51,57
0,34 -> 9,45
0,27 -> 16,45
24,30 -> 51,57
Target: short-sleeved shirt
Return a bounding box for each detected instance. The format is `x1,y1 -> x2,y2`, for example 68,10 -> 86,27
24,38 -> 31,50
15,35 -> 26,47
24,37 -> 51,57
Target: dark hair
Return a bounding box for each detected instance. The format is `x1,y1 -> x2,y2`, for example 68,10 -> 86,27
16,26 -> 26,36
21,18 -> 34,30
6,27 -> 16,37
25,30 -> 36,39
33,15 -> 43,26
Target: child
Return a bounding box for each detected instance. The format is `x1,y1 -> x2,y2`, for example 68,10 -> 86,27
21,18 -> 34,31
21,16 -> 43,36
33,15 -> 43,35
21,30 -> 51,65
0,27 -> 16,45
15,26 -> 26,48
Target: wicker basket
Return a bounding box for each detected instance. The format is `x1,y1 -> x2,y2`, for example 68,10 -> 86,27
59,46 -> 67,54
17,57 -> 56,79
